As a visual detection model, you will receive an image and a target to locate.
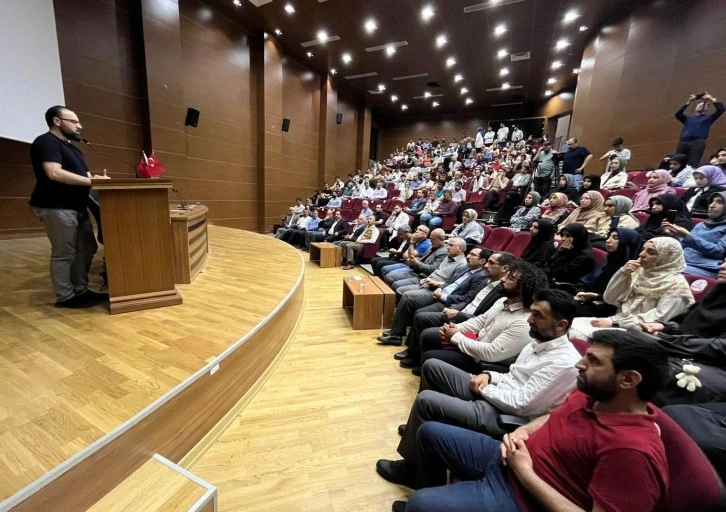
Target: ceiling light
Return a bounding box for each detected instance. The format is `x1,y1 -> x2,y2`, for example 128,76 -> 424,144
465,98 -> 474,104
401,104 -> 409,111
436,35 -> 447,48
317,30 -> 328,43
284,3 -> 295,14
497,49 -> 508,59
342,52 -> 352,64
563,10 -> 579,23
274,29 -> 282,36
555,38 -> 569,50
233,0 -> 241,6
378,84 -> 386,91
454,74 -> 463,82
551,60 -> 562,69
364,19 -> 377,33
421,5 -> 435,21
330,68 -> 337,75
547,77 -> 556,84
502,82 -> 511,90
391,95 -> 398,102
432,101 -> 439,107
446,57 -> 456,67
386,46 -> 396,56
306,51 -> 313,57
494,24 -> 507,36
544,90 -> 553,96
460,87 -> 468,95
579,25 -> 588,32
500,67 -> 509,76
573,68 -> 581,74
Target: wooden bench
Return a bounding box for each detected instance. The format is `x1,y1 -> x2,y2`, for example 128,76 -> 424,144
310,242 -> 342,268
369,276 -> 395,329
342,274 -> 395,330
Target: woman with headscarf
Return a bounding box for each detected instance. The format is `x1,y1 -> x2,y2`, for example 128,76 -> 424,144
508,191 -> 542,232
450,209 -> 485,250
600,156 -> 628,190
557,174 -> 579,202
573,174 -> 601,203
680,165 -> 726,218
557,190 -> 607,235
637,193 -> 692,243
631,169 -> 677,212
521,219 -> 557,266
569,237 -> 694,339
594,195 -> 640,233
668,153 -> 696,187
663,191 -> 726,279
574,228 -> 642,318
543,223 -> 597,285
540,192 -> 570,226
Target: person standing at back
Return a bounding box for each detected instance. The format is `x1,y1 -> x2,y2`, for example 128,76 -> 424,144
675,92 -> 725,167
29,106 -> 110,308
562,138 -> 592,187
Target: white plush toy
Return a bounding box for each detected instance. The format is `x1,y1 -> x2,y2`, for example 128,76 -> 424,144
675,363 -> 702,392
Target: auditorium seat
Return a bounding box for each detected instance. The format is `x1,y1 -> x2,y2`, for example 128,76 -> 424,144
440,202 -> 461,232
478,223 -> 494,243
569,338 -> 589,356
353,198 -> 364,210
592,248 -> 607,267
341,209 -> 355,221
342,198 -> 355,210
673,187 -> 687,198
610,188 -> 639,199
599,189 -> 612,199
483,227 -> 514,251
503,231 -> 531,258
684,274 -> 718,302
692,217 -> 704,225
633,211 -> 649,224
627,170 -> 649,188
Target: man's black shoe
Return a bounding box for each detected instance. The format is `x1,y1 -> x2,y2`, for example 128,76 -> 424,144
54,293 -> 96,309
382,330 -> 392,336
81,289 -> 109,302
411,367 -> 422,377
377,335 -> 402,346
394,350 -> 409,360
397,424 -> 406,437
376,459 -> 417,489
399,358 -> 418,369
392,501 -> 407,512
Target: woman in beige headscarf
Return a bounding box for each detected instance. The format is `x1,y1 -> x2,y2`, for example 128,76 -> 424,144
450,208 -> 485,249
570,236 -> 694,339
558,190 -> 606,235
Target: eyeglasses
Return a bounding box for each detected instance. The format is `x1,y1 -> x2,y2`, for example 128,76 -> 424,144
503,272 -> 520,282
58,118 -> 81,125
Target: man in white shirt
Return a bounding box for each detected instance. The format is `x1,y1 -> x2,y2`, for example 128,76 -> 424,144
511,125 -> 524,143
483,126 -> 496,145
598,136 -> 631,171
382,205 -> 411,249
371,181 -> 388,200
497,123 -> 509,144
376,288 -> 581,484
451,181 -> 467,203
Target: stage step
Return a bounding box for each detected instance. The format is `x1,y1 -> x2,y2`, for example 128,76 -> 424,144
87,454 -> 217,512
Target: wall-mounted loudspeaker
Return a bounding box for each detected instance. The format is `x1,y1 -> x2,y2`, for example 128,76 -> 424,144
184,107 -> 200,127
336,113 -> 343,124
282,118 -> 291,132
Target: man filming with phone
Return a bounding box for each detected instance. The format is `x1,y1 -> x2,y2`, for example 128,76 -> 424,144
675,91 -> 725,167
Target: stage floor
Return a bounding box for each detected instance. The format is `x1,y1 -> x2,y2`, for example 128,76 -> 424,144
0,226 -> 303,501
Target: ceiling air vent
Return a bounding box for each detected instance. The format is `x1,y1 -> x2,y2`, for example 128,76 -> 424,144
510,52 -> 530,62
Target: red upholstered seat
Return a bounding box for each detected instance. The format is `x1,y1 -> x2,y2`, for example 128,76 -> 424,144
441,202 -> 461,231
610,188 -> 640,199
673,187 -> 687,198
633,211 -> 650,224
479,223 -> 494,244
569,338 -> 589,356
592,248 -> 607,267
599,188 -> 612,199
483,227 -> 515,251
692,217 -> 704,225
628,170 -> 649,188
684,274 -> 718,302
503,231 -> 531,258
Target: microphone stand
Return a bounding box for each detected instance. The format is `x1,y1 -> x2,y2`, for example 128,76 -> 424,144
82,138 -> 138,176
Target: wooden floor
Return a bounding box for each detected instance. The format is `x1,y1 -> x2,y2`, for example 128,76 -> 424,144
188,259 -> 420,511
0,226 -> 302,502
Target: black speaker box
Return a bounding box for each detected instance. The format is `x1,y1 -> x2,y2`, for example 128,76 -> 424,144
282,118 -> 291,132
184,107 -> 200,127
336,113 -> 343,124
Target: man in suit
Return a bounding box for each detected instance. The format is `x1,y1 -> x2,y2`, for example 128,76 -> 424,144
275,207 -> 299,239
377,243 -> 488,347
322,209 -> 348,242
395,251 -> 516,366
340,216 -> 380,270
302,209 -> 334,251
383,229 -> 448,289
371,225 -> 413,276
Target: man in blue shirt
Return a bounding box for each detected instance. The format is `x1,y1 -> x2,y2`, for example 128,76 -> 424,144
675,92 -> 725,167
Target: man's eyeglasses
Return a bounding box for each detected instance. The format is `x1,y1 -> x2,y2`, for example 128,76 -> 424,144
59,118 -> 81,125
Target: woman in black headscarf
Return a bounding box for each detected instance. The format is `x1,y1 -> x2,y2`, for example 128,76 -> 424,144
521,218 -> 557,267
557,174 -> 579,203
573,174 -> 602,203
637,193 -> 692,243
543,222 -> 597,285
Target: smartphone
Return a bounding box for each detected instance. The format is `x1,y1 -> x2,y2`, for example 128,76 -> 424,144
694,92 -> 706,99
665,209 -> 677,224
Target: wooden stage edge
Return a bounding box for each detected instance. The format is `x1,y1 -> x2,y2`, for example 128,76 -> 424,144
1,231 -> 306,512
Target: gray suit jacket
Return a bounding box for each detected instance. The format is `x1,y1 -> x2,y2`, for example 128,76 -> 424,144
415,245 -> 449,275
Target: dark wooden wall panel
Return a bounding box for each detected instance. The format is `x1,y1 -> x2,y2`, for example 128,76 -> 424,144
335,94 -> 359,178
570,0 -> 726,170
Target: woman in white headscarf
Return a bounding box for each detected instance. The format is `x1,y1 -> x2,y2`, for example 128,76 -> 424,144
450,209 -> 485,250
569,237 -> 694,339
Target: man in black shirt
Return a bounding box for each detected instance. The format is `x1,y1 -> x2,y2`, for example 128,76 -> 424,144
561,137 -> 592,187
29,105 -> 110,308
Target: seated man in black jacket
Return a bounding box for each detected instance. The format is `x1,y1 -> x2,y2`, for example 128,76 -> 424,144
322,210 -> 349,242
371,225 -> 412,277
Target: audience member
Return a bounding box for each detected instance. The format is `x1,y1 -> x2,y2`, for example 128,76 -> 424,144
668,154 -> 695,187
449,209 -> 485,249
540,192 -> 570,226
595,195 -> 639,233
637,194 -> 691,243
631,170 -> 676,212
285,209 -> 319,247
484,168 -> 509,209
380,205 -> 409,249
370,225 -> 414,276
680,165 -> 726,218
521,219 -> 557,266
561,138 -> 593,185
543,223 -> 597,285
322,209 -> 349,242
532,141 -> 557,196
359,199 -> 373,218
383,229 -> 448,289
675,91 -> 725,167
599,156 -> 628,190
274,207 -> 300,240
598,136 -> 631,171
302,208 -> 334,250
507,192 -> 541,232
339,216 -> 378,269
422,190 -> 458,229
557,174 -> 578,202
557,191 -> 606,236
573,174 -> 601,204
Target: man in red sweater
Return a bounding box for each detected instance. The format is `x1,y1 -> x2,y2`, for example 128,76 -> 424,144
384,329 -> 671,512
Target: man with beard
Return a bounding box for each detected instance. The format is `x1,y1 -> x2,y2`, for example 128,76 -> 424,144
384,329 -> 672,512
30,106 -> 110,308
376,289 -> 581,489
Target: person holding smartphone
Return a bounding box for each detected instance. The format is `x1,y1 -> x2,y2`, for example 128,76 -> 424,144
675,91 -> 725,167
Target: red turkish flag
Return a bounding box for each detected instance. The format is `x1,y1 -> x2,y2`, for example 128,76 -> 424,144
137,151 -> 166,178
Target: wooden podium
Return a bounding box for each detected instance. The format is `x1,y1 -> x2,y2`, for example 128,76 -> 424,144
93,178 -> 183,314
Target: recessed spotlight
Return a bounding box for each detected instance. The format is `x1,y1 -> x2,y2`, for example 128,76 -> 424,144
233,0 -> 241,5
274,29 -> 282,36
364,19 -> 377,33
386,46 -> 396,56
497,49 -> 508,59
284,3 -> 295,14
401,104 -> 409,111
436,35 -> 448,48
446,57 -> 456,67
378,84 -> 386,91
306,51 -> 313,57
432,101 -> 439,107
563,10 -> 579,23
391,95 -> 398,102
579,25 -> 588,32
330,68 -> 337,75
547,77 -> 556,84
551,60 -> 562,69
494,24 -> 507,36
317,30 -> 328,43
454,74 -> 463,83
544,90 -> 553,96
555,38 -> 569,50
573,68 -> 581,74
465,98 -> 474,105
502,82 -> 511,90
460,87 -> 468,95
424,91 -> 431,98
500,67 -> 509,76
421,5 -> 435,21
342,52 -> 352,64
